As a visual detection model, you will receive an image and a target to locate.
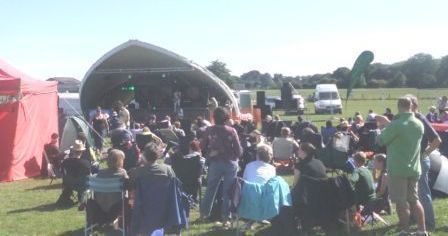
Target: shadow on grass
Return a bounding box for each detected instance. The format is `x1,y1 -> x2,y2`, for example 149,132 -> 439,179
26,183 -> 62,191
355,224 -> 397,235
435,225 -> 448,233
59,228 -> 84,236
195,227 -> 235,236
61,227 -> 124,236
7,202 -> 70,214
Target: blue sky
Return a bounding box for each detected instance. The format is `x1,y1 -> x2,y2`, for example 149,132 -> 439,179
1,0 -> 447,80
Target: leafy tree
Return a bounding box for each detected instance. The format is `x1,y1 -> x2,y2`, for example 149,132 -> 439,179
273,73 -> 284,88
240,70 -> 262,88
418,73 -> 437,88
206,60 -> 235,88
332,67 -> 351,88
437,55 -> 448,86
259,73 -> 275,88
402,53 -> 438,88
388,71 -> 407,88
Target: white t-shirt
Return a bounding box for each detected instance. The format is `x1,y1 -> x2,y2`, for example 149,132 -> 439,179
243,160 -> 276,184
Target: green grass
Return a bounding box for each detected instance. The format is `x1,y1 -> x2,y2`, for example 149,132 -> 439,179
252,88 -> 448,128
2,175 -> 448,235
2,88 -> 448,235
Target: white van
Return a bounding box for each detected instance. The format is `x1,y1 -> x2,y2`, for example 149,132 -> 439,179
313,84 -> 342,114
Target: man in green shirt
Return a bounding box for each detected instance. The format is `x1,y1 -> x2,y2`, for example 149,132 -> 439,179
377,97 -> 427,236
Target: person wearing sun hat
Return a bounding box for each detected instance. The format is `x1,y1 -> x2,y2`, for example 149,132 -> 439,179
56,140 -> 91,206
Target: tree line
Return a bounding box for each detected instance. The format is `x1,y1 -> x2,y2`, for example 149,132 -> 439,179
206,53 -> 448,89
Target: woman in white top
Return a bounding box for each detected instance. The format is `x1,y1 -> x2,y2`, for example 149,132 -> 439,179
243,143 -> 276,184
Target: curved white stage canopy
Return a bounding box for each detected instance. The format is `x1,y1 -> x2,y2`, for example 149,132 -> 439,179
80,40 -> 238,120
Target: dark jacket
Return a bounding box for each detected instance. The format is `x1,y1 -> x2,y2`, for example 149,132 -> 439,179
131,176 -> 188,235
293,175 -> 355,231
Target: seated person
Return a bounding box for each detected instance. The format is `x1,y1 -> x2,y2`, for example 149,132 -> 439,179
129,143 -> 176,186
136,127 -> 163,150
173,121 -> 186,138
86,149 -> 129,225
426,106 -> 438,123
43,133 -> 62,176
301,127 -> 324,150
321,120 -> 337,145
293,142 -> 327,187
110,121 -> 133,149
350,152 -> 376,205
241,144 -> 278,229
372,154 -> 391,214
239,130 -> 264,175
171,140 -> 205,202
272,127 -> 299,161
129,143 -> 186,235
57,140 -> 91,206
243,144 -> 276,184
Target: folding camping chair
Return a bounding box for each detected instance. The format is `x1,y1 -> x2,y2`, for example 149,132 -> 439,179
43,150 -> 57,185
84,176 -> 126,236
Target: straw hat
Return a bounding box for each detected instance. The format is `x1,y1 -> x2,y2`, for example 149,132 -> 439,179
72,140 -> 86,151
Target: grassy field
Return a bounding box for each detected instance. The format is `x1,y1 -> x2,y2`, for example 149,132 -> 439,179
255,88 -> 448,127
2,175 -> 448,235
2,88 -> 448,235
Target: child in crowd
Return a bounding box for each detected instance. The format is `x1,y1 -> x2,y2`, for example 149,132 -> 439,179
350,152 -> 376,206
373,154 -> 391,214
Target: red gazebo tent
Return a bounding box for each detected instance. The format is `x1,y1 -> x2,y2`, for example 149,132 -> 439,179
0,59 -> 58,182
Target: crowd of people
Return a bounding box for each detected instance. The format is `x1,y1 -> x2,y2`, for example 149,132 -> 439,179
42,94 -> 448,236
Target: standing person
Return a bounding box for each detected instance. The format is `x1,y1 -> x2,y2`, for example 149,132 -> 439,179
207,97 -> 219,122
200,107 -> 243,227
376,97 -> 427,236
173,90 -> 182,116
115,101 -> 130,129
407,95 -> 441,231
92,106 -> 109,152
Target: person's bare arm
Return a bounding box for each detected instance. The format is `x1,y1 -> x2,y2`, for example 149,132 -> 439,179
424,136 -> 442,157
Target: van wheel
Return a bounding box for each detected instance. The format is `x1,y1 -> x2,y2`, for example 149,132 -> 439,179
315,109 -> 320,114
338,109 -> 342,114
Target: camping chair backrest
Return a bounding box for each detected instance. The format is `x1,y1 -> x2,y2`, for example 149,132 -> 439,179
332,132 -> 350,153
87,176 -> 124,193
159,128 -> 179,143
85,176 -> 126,236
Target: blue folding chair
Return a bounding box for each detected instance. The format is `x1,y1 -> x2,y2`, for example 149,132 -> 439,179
84,176 -> 126,236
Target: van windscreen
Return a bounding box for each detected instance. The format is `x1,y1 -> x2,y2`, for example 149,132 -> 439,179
319,92 -> 339,100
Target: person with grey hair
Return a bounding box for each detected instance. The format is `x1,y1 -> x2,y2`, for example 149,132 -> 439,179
243,144 -> 276,184
406,94 -> 441,231
376,97 -> 427,236
272,127 -> 299,161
